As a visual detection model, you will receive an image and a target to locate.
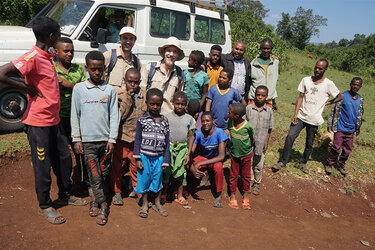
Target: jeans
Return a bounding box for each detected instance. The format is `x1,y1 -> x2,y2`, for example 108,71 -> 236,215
281,118 -> 318,165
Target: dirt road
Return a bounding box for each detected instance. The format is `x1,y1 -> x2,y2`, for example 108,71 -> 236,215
0,154 -> 374,249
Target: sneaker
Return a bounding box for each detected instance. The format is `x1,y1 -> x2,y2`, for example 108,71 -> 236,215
324,164 -> 333,175
112,193 -> 123,206
252,183 -> 260,196
337,167 -> 347,177
272,162 -> 284,171
299,163 -> 309,174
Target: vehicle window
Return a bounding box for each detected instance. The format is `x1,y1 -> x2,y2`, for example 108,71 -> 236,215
194,16 -> 209,42
194,16 -> 225,44
211,19 -> 225,44
47,0 -> 93,36
78,7 -> 134,43
151,8 -> 190,40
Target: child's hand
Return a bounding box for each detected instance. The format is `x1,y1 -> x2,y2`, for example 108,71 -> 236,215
162,165 -> 167,170
105,142 -> 114,155
136,160 -> 143,170
191,164 -> 205,179
74,142 -> 84,154
184,154 -> 190,165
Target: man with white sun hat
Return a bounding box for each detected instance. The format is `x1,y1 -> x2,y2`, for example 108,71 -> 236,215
140,36 -> 185,115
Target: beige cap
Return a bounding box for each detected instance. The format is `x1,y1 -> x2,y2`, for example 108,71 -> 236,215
158,36 -> 185,61
119,26 -> 136,37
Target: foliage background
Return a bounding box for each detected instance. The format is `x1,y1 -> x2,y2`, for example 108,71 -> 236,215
0,0 -> 48,26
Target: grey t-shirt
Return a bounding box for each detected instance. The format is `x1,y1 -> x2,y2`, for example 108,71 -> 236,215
166,112 -> 196,143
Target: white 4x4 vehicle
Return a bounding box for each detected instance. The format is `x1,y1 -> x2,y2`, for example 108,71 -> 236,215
0,0 -> 231,132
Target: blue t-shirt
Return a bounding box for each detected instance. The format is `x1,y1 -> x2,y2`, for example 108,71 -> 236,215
206,85 -> 243,129
194,127 -> 228,158
184,70 -> 209,104
337,91 -> 361,132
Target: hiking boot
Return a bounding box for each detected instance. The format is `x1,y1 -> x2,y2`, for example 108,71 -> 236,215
272,162 -> 284,171
299,163 -> 309,174
337,167 -> 347,177
252,183 -> 260,196
324,164 -> 333,175
112,193 -> 123,206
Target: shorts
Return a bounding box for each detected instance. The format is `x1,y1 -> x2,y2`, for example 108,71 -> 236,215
134,153 -> 163,194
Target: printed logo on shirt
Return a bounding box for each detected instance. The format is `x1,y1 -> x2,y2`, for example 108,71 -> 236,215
83,95 -> 109,104
14,62 -> 24,69
24,50 -> 38,61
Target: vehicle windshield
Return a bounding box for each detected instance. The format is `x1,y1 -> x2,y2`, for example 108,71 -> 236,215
46,0 -> 93,36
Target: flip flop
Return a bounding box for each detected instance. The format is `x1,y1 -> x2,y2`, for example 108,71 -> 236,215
242,198 -> 251,210
138,206 -> 148,218
39,208 -> 66,225
174,197 -> 188,206
152,205 -> 168,217
228,198 -> 239,209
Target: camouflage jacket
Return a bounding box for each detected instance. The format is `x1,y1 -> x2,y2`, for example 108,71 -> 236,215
327,91 -> 364,136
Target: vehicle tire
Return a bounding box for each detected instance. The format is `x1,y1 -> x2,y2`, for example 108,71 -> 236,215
0,87 -> 27,133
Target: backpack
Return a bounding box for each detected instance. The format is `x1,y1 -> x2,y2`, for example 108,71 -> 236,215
107,49 -> 139,80
147,62 -> 182,93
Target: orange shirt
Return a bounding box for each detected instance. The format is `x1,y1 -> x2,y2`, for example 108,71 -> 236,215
13,46 -> 60,126
207,62 -> 223,89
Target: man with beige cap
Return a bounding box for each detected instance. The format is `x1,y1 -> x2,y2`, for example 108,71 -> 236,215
104,26 -> 141,95
140,36 -> 185,115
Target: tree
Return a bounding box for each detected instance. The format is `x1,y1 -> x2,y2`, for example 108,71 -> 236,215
276,6 -> 327,49
0,0 -> 48,25
338,38 -> 349,47
227,0 -> 268,20
276,13 -> 293,41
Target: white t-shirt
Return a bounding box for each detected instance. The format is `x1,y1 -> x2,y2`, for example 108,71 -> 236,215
297,76 -> 340,126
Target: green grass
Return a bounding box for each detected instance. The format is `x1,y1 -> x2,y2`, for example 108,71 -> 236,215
0,132 -> 29,158
265,49 -> 375,182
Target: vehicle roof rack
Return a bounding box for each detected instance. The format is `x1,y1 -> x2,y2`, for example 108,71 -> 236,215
167,0 -> 227,11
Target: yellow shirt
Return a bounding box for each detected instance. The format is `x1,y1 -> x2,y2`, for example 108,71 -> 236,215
207,63 -> 223,89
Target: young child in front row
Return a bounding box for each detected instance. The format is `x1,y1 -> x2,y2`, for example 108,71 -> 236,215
246,86 -> 273,196
163,91 -> 195,206
227,103 -> 255,210
184,50 -> 209,109
187,112 -> 228,208
71,51 -> 120,226
133,88 -> 170,218
206,69 -> 247,132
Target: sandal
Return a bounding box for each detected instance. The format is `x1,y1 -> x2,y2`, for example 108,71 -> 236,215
89,201 -> 99,217
39,208 -> 66,225
152,204 -> 168,217
213,197 -> 223,208
174,196 -> 188,206
228,198 -> 239,209
242,198 -> 251,210
96,207 -> 109,226
55,195 -> 88,206
138,206 -> 148,218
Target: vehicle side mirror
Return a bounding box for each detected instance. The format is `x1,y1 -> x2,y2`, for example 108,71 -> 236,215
97,28 -> 107,44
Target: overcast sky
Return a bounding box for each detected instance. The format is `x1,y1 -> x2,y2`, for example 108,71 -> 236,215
260,0 -> 374,44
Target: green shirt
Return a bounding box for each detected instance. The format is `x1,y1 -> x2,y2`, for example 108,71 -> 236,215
55,63 -> 86,117
228,120 -> 255,158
